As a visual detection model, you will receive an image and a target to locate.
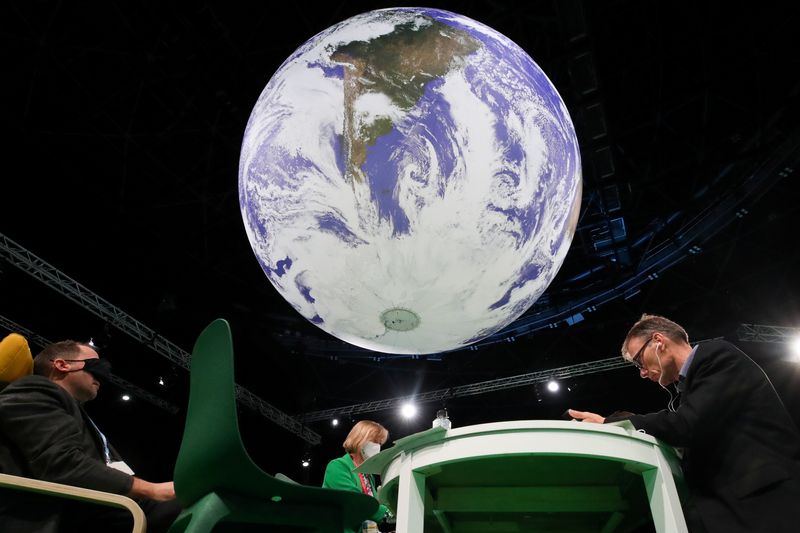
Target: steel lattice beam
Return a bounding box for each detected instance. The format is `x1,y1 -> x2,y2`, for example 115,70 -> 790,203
300,356 -> 631,422
0,232 -> 320,444
737,324 -> 800,343
491,133 -> 800,342
0,314 -> 179,414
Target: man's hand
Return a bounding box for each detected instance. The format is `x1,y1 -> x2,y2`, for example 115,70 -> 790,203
128,478 -> 176,501
567,409 -> 605,424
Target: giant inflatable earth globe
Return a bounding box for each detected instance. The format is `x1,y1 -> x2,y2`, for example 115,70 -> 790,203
239,8 -> 581,355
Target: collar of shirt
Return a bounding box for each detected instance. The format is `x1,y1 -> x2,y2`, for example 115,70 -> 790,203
679,344 -> 698,380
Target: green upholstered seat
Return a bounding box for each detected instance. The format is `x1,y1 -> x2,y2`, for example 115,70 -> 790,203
169,319 -> 377,533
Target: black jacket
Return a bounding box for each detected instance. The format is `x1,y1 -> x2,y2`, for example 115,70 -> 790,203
612,340 -> 800,532
0,375 -> 134,530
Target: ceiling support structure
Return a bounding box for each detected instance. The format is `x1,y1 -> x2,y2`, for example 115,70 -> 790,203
0,314 -> 179,414
0,232 -> 320,444
737,324 -> 800,344
491,133 -> 800,343
301,355 -> 631,423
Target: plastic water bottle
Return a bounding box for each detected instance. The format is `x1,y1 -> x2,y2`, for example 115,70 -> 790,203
432,408 -> 451,430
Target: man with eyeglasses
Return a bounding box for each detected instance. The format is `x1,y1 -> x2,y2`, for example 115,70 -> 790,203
0,340 -> 181,532
569,314 -> 800,533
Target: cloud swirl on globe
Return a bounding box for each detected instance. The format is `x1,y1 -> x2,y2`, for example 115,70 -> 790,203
239,8 -> 582,354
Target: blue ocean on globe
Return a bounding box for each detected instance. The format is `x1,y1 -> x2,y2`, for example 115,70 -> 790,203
239,8 -> 582,354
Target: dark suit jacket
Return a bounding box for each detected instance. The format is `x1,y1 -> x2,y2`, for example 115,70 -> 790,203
609,340 -> 800,532
0,375 -> 134,531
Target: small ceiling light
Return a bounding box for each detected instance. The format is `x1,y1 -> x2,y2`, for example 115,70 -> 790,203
158,377 -> 165,386
301,459 -> 310,468
401,402 -> 417,419
331,418 -> 339,427
121,394 -> 131,401
547,380 -> 559,392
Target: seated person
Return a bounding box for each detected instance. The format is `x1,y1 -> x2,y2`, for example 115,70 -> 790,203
0,339 -> 181,533
569,314 -> 800,533
323,420 -> 392,532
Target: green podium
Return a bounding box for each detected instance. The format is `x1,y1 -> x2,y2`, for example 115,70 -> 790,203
357,421 -> 688,533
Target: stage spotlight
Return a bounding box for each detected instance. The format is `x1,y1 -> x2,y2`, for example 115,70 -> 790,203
547,380 -> 559,392
332,418 -> 339,427
121,394 -> 131,401
790,335 -> 800,359
401,403 -> 417,419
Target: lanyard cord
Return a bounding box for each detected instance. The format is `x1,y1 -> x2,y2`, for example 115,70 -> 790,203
84,412 -> 112,464
358,472 -> 374,496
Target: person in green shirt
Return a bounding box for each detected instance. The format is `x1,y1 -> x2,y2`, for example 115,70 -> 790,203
323,420 -> 391,531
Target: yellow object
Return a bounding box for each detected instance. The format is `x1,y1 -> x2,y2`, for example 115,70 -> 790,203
0,333 -> 33,384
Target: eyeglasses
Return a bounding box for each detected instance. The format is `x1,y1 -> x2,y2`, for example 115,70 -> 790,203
629,337 -> 654,370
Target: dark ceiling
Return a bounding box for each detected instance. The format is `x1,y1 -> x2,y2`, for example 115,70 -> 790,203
2,0 -> 800,485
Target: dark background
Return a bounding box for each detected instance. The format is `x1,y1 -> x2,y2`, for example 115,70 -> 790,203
2,0 -> 799,487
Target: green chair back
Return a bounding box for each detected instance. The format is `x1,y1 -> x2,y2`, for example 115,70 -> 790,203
171,319 -> 377,533
173,319 -> 258,504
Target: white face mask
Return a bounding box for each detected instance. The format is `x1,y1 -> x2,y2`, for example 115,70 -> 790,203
361,441 -> 381,460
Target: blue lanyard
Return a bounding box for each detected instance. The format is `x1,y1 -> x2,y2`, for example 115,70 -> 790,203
85,414 -> 111,465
